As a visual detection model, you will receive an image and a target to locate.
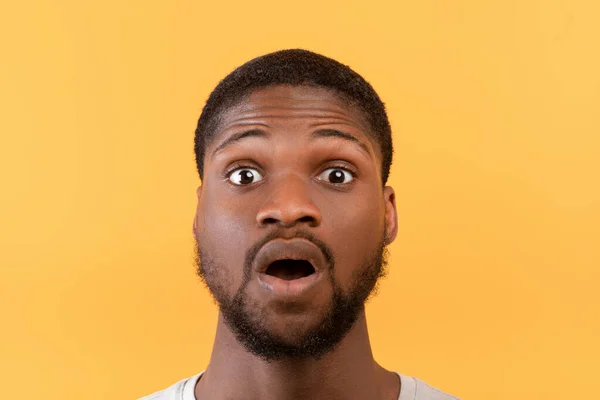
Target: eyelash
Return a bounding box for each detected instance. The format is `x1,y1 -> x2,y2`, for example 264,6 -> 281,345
222,162 -> 262,180
322,164 -> 359,180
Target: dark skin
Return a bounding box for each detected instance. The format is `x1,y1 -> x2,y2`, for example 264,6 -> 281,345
192,85 -> 400,400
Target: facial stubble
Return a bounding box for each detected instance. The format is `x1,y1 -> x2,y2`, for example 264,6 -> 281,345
194,228 -> 389,362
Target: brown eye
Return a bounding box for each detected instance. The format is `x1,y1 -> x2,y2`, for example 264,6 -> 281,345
228,168 -> 263,185
318,168 -> 354,184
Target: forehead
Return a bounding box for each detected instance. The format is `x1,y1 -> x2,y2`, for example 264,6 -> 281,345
216,85 -> 373,139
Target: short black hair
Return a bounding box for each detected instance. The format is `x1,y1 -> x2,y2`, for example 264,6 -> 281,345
194,49 -> 393,184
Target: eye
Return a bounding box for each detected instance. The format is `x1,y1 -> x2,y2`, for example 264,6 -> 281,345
317,168 -> 355,185
228,168 -> 264,185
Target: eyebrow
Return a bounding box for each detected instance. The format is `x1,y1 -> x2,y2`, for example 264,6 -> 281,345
311,129 -> 371,158
211,128 -> 372,159
211,129 -> 268,159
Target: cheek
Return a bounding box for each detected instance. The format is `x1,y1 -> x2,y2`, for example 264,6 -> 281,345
323,190 -> 385,286
197,189 -> 254,289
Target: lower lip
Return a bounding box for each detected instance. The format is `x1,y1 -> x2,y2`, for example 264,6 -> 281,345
257,271 -> 322,297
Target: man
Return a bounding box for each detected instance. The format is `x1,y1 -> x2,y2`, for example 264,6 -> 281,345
139,49 -> 458,400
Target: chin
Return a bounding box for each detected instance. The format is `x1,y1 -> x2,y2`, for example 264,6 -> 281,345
265,314 -> 327,343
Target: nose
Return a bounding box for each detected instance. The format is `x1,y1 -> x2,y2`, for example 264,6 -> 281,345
256,173 -> 322,228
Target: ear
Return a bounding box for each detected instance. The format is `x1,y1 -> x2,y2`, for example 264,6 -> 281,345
383,186 -> 398,245
192,185 -> 203,238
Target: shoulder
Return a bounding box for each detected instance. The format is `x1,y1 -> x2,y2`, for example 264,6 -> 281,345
398,373 -> 460,400
137,372 -> 203,400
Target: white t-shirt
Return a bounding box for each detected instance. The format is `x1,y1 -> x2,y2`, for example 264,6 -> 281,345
138,371 -> 459,400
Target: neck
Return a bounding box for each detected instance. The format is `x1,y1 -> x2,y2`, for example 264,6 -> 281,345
195,310 -> 399,400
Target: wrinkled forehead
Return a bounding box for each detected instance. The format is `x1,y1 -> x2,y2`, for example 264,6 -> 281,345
214,85 -> 374,142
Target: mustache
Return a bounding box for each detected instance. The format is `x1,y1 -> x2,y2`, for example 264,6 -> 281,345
242,230 -> 335,283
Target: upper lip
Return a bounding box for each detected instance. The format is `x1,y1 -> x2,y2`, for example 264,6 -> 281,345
252,238 -> 326,274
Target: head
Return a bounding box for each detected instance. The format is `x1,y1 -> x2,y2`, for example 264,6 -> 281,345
192,49 -> 398,361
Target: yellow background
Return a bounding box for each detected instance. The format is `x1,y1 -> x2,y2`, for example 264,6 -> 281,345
1,0 -> 598,399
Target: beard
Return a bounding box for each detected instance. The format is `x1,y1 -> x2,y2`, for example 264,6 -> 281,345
194,229 -> 389,362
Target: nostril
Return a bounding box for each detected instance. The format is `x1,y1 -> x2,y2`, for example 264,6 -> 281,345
256,201 -> 322,227
259,215 -> 317,227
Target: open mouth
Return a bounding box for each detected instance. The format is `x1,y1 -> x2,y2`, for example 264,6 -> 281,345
264,259 -> 316,281
253,239 -> 325,296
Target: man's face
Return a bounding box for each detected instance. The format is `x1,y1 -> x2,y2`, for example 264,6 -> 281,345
193,85 -> 397,360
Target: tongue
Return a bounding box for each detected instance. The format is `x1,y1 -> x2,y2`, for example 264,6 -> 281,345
273,268 -> 308,281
